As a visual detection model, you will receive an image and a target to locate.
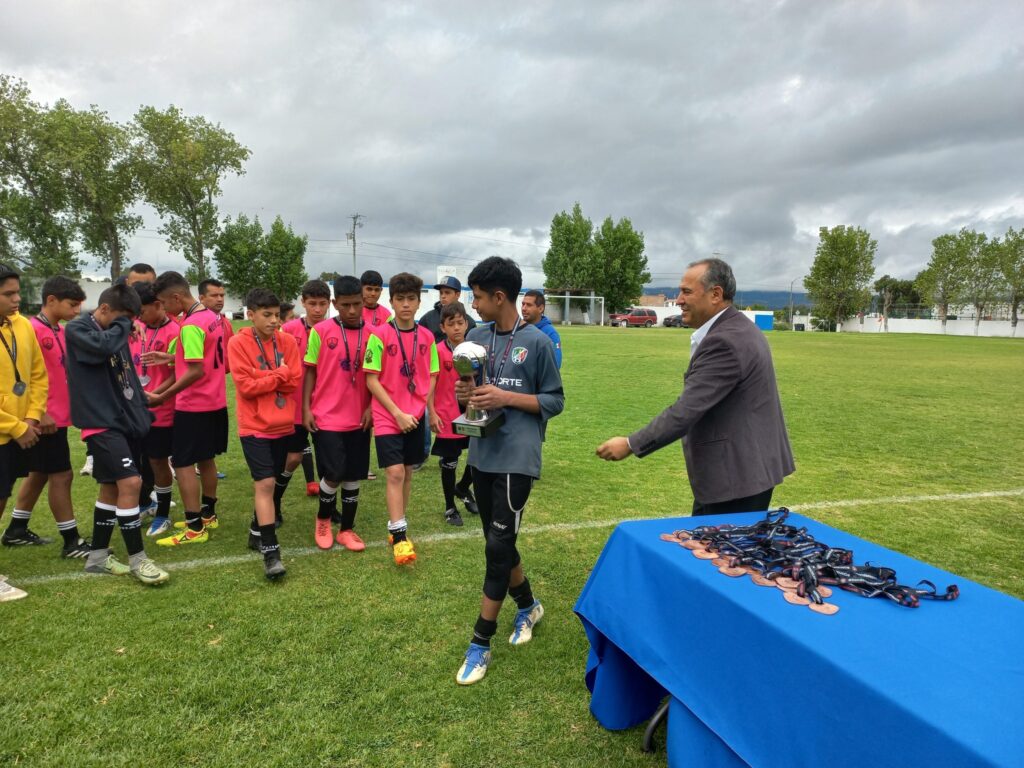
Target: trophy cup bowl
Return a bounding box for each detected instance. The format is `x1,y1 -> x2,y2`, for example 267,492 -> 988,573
451,340 -> 505,438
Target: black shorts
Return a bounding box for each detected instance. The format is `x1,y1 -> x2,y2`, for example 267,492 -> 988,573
240,435 -> 290,481
315,429 -> 371,482
471,469 -> 534,537
285,424 -> 310,454
143,425 -> 174,460
430,436 -> 468,459
374,420 -> 427,469
86,430 -> 143,484
0,440 -> 29,499
27,428 -> 72,474
171,408 -> 228,467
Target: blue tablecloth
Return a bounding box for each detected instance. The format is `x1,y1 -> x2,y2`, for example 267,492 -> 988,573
574,512 -> 1024,768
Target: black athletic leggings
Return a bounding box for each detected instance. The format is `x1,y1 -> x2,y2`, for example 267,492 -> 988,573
472,469 -> 534,601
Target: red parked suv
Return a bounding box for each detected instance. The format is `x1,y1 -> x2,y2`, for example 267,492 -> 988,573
609,308 -> 657,327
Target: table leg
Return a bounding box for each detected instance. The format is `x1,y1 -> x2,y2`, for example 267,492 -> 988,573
642,698 -> 670,753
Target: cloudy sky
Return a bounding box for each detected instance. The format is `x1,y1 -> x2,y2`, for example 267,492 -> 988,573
3,0 -> 1023,291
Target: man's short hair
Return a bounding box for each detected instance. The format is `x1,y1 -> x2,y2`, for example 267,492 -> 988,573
153,271 -> 190,296
360,270 -> 384,287
0,263 -> 19,283
41,276 -> 86,304
388,272 -> 422,297
523,289 -> 545,306
245,288 -> 280,311
127,262 -> 156,277
133,281 -> 157,306
299,279 -> 331,300
334,275 -> 362,297
688,258 -> 736,301
468,256 -> 522,300
98,284 -> 141,317
198,278 -> 224,296
440,301 -> 469,324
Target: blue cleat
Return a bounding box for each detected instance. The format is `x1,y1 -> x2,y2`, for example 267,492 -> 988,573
456,643 -> 491,685
509,600 -> 544,646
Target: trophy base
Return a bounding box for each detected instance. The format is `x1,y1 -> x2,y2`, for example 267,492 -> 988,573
453,411 -> 505,438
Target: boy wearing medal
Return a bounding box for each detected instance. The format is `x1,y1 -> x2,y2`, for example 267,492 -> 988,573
227,289 -> 301,580
3,276 -> 90,557
64,284 -> 169,586
360,270 -> 392,328
302,276 -> 373,551
363,272 -> 439,566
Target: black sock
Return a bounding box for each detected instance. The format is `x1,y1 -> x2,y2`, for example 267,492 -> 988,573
200,495 -> 217,519
390,527 -> 407,544
258,522 -> 279,555
318,482 -> 338,521
91,504 -> 116,550
117,510 -> 144,557
301,450 -> 315,483
185,510 -> 203,533
273,470 -> 293,515
455,465 -> 473,494
340,485 -> 359,530
155,486 -> 172,517
508,578 -> 535,610
57,518 -> 81,546
6,508 -> 30,534
472,615 -> 498,647
440,459 -> 458,510
138,483 -> 154,509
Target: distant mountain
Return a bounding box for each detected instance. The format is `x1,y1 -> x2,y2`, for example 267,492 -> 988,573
642,287 -> 808,310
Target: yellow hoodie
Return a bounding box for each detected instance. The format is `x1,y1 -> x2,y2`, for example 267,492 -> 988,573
0,311 -> 48,444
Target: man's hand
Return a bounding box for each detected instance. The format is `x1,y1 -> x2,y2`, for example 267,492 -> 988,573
39,412 -> 57,435
454,379 -> 473,404
468,384 -> 509,411
429,410 -> 443,435
303,410 -> 318,433
140,350 -> 174,366
360,406 -> 373,431
596,437 -> 633,461
395,412 -> 419,433
14,422 -> 40,449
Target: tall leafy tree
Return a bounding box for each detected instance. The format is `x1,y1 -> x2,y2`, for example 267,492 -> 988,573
916,228 -> 976,333
263,216 -> 308,302
133,105 -> 250,283
997,226 -> 1024,337
213,213 -> 266,298
543,202 -> 599,296
958,231 -> 1005,336
593,215 -> 650,312
803,225 -> 876,330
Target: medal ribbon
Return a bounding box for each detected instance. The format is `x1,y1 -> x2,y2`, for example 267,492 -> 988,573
488,317 -> 522,383
0,320 -> 25,392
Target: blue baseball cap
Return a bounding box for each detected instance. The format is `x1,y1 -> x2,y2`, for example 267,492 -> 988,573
434,276 -> 462,292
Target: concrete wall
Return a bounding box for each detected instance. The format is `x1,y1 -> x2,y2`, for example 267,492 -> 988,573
792,313 -> 1021,338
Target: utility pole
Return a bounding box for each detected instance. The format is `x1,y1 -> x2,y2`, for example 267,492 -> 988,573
346,213 -> 364,275
789,277 -> 798,326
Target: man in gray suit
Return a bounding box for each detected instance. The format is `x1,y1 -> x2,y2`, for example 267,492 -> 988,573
596,258 -> 794,515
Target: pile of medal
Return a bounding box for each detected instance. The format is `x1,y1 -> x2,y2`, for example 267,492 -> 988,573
660,509 -> 960,616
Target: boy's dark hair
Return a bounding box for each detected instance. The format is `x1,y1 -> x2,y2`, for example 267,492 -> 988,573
333,275 -> 362,297
300,279 -> 331,300
360,270 -> 384,287
388,272 -> 423,297
280,301 -> 295,315
245,288 -> 281,311
41,276 -> 86,304
440,301 -> 469,324
98,284 -> 141,317
468,256 -> 522,300
198,278 -> 224,295
0,263 -> 19,283
133,281 -> 157,305
523,289 -> 545,306
153,271 -> 190,296
128,262 -> 156,277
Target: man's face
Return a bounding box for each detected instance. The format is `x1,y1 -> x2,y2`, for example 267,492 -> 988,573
676,264 -> 723,329
157,289 -> 186,317
248,306 -> 281,338
0,277 -> 20,318
438,287 -> 459,306
50,298 -> 82,322
362,285 -> 382,308
126,270 -> 156,286
201,286 -> 226,314
471,286 -> 503,323
302,296 -> 331,325
390,291 -> 420,323
521,296 -> 543,324
441,314 -> 468,344
334,293 -> 363,328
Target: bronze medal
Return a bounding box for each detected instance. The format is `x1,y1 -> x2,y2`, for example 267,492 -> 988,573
817,585 -> 833,598
682,540 -> 703,551
711,557 -> 731,567
750,573 -> 775,587
693,549 -> 718,560
719,566 -> 747,577
660,533 -> 679,543
809,602 -> 839,615
775,577 -> 800,590
783,590 -> 811,606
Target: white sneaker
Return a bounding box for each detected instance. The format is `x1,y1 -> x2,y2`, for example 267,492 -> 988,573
80,455 -> 94,476
456,643 -> 491,685
509,601 -> 544,646
0,575 -> 28,602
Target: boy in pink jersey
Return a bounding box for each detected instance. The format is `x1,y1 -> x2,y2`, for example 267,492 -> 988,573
426,301 -> 478,528
279,279 -> 332,517
302,276 -> 372,552
360,270 -> 392,328
128,282 -> 180,537
364,272 -> 439,566
3,276 -> 91,557
148,271 -> 227,547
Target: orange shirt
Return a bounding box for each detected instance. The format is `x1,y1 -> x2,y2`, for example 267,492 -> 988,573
227,328 -> 301,438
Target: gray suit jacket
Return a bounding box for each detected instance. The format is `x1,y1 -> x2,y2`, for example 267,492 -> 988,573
629,305 -> 795,504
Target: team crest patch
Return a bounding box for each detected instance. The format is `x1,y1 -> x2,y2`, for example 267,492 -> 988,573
419,344 -> 428,355
42,337 -> 54,350
386,344 -> 398,357
511,347 -> 528,365
443,360 -> 453,371
327,337 -> 339,349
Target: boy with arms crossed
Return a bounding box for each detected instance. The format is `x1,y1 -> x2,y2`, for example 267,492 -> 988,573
454,257 -> 564,685
363,272 -> 439,565
3,276 -> 90,557
303,276 -> 372,552
228,289 -> 301,580
65,284 -> 168,585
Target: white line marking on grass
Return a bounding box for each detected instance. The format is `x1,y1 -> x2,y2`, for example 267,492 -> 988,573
16,487 -> 1024,586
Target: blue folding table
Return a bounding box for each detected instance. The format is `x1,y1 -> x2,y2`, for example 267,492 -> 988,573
574,512 -> 1024,767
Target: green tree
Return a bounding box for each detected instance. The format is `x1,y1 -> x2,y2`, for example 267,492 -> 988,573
958,231 -> 1006,336
543,202 -> 599,299
803,225 -> 876,330
996,226 -> 1024,337
263,216 -> 308,302
916,228 -> 975,333
45,100 -> 141,279
319,270 -> 342,284
593,215 -> 650,312
133,105 -> 250,283
213,213 -> 266,298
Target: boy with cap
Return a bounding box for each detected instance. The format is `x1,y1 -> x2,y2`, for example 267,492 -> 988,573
419,276 -> 477,341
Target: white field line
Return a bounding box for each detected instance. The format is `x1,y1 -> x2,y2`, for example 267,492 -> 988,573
16,487 -> 1024,587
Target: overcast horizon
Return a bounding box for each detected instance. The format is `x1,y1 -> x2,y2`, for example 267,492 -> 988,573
3,0 -> 1022,292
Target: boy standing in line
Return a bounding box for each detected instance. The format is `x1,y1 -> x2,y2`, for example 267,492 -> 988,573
426,301 -> 478,528
64,284 -> 169,586
360,270 -> 392,329
363,272 -> 439,566
454,257 -> 564,685
149,271 -> 228,547
228,289 -> 301,580
2,276 -> 90,557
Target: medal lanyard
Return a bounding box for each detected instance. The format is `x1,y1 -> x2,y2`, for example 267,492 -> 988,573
37,314 -> 66,362
391,320 -> 418,386
0,320 -> 24,390
335,318 -> 364,386
140,319 -> 168,377
251,327 -> 280,371
185,301 -> 203,318
91,314 -> 135,399
489,317 -> 522,383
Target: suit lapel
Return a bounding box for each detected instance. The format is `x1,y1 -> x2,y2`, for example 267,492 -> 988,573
684,305 -> 739,377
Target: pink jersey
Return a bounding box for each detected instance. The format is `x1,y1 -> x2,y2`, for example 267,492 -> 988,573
363,322 -> 439,436
304,319 -> 372,432
30,315 -> 71,428
362,304 -> 392,329
174,306 -> 227,412
128,317 -> 180,427
433,339 -> 467,441
281,316 -> 314,425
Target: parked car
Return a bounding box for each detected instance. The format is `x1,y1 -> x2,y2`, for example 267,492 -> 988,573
609,308 -> 658,327
663,314 -> 687,328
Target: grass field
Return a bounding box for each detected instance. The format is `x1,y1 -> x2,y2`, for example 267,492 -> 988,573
2,327 -> 1023,767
